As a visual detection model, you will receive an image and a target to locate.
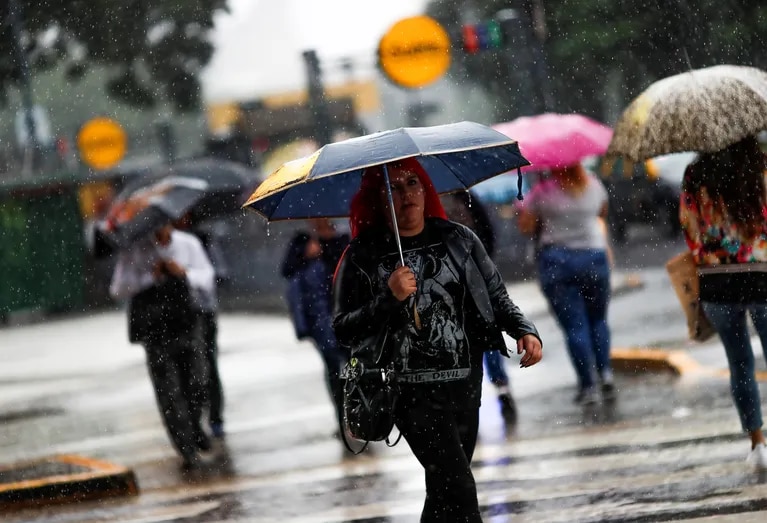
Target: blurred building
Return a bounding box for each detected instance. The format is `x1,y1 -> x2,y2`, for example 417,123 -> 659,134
204,78 -> 380,167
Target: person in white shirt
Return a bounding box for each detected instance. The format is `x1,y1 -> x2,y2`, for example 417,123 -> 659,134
110,224 -> 216,470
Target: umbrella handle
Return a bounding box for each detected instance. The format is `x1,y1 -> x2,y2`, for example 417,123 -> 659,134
383,164 -> 405,267
384,164 -> 422,330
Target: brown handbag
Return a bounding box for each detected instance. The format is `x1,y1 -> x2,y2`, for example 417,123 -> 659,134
665,252 -> 717,342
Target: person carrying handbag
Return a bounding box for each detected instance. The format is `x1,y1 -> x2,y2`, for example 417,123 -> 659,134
679,135 -> 767,470
333,158 -> 542,522
110,223 -> 216,470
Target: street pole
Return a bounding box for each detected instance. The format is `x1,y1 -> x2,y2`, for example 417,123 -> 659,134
525,0 -> 554,112
497,3 -> 553,115
496,8 -> 537,117
302,50 -> 334,147
8,0 -> 38,176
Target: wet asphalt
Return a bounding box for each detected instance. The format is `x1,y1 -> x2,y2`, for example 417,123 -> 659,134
2,233 -> 767,521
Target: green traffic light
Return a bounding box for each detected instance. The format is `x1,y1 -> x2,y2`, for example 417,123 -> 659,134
486,19 -> 503,48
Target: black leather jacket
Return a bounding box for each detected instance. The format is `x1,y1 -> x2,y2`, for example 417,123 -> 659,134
332,218 -> 541,360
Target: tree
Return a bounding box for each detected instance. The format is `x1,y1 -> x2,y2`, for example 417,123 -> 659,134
425,0 -> 767,122
0,0 -> 228,111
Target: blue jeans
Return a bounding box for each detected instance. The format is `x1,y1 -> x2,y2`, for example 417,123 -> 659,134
483,350 -> 508,387
701,302 -> 767,433
538,246 -> 611,390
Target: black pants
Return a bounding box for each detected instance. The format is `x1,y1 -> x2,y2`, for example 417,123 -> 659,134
395,398 -> 482,522
145,336 -> 209,460
200,312 -> 224,426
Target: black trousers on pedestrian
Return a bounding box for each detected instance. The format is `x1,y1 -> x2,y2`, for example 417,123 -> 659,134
200,311 -> 224,426
145,336 -> 209,461
395,398 -> 482,523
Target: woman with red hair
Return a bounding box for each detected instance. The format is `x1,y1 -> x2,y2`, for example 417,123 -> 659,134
333,158 -> 543,522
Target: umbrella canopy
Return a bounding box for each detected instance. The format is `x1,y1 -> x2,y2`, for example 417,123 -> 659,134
243,121 -> 530,221
96,176 -> 209,252
493,113 -> 613,171
164,158 -> 257,223
166,158 -> 255,193
607,64 -> 767,162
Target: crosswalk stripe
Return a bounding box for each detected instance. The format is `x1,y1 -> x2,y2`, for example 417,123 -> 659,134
5,411 -> 764,523
108,419 -> 760,523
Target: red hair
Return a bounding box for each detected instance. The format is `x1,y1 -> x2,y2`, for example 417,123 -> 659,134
348,157 -> 447,238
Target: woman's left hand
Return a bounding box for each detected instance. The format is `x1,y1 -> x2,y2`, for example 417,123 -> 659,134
517,334 -> 542,368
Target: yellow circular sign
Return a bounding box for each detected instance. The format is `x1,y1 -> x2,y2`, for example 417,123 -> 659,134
76,117 -> 127,170
379,16 -> 451,89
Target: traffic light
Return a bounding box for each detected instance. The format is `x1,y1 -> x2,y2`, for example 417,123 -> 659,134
462,25 -> 479,54
461,20 -> 505,54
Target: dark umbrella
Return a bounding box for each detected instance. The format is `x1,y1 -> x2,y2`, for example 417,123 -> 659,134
167,159 -> 257,225
117,158 -> 257,226
95,176 -> 209,254
243,121 -> 529,264
167,158 -> 255,190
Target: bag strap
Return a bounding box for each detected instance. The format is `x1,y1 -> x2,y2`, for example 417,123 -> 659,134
337,418 -> 403,455
338,417 -> 369,455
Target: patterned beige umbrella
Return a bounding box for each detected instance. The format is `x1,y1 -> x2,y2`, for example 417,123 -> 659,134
606,65 -> 767,162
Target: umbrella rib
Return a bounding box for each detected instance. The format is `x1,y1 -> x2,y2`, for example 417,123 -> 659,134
246,187 -> 292,220
431,148 -> 529,191
309,140 -> 520,181
431,154 -> 472,188
310,154 -> 418,180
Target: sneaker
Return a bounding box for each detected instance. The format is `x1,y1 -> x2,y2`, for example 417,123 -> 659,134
574,387 -> 599,406
747,443 -> 767,470
210,422 -> 225,439
498,393 -> 517,424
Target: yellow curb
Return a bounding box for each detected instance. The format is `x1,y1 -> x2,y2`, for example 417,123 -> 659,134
623,273 -> 644,289
610,347 -> 701,375
711,369 -> 767,381
610,347 -> 767,381
0,454 -> 138,510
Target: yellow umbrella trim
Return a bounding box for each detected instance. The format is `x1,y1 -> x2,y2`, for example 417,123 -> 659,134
244,150 -> 320,206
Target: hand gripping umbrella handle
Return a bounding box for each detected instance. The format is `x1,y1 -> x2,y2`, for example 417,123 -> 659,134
383,165 -> 422,329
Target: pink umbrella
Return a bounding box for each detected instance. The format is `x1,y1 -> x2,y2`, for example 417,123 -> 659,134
493,113 -> 613,171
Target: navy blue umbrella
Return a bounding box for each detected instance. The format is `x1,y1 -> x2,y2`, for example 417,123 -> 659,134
244,121 -> 530,221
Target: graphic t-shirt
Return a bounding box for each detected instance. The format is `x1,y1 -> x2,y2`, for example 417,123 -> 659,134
375,225 -> 471,383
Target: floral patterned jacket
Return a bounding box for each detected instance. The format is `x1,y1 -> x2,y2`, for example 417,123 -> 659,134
680,190 -> 767,266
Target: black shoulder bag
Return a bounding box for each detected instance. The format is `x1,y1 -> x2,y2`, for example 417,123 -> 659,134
340,325 -> 402,454
128,276 -> 196,346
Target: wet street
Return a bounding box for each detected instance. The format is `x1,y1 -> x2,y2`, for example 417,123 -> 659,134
2,233 -> 767,522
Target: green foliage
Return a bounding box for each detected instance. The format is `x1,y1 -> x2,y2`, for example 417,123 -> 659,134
0,0 -> 227,112
425,0 -> 767,121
